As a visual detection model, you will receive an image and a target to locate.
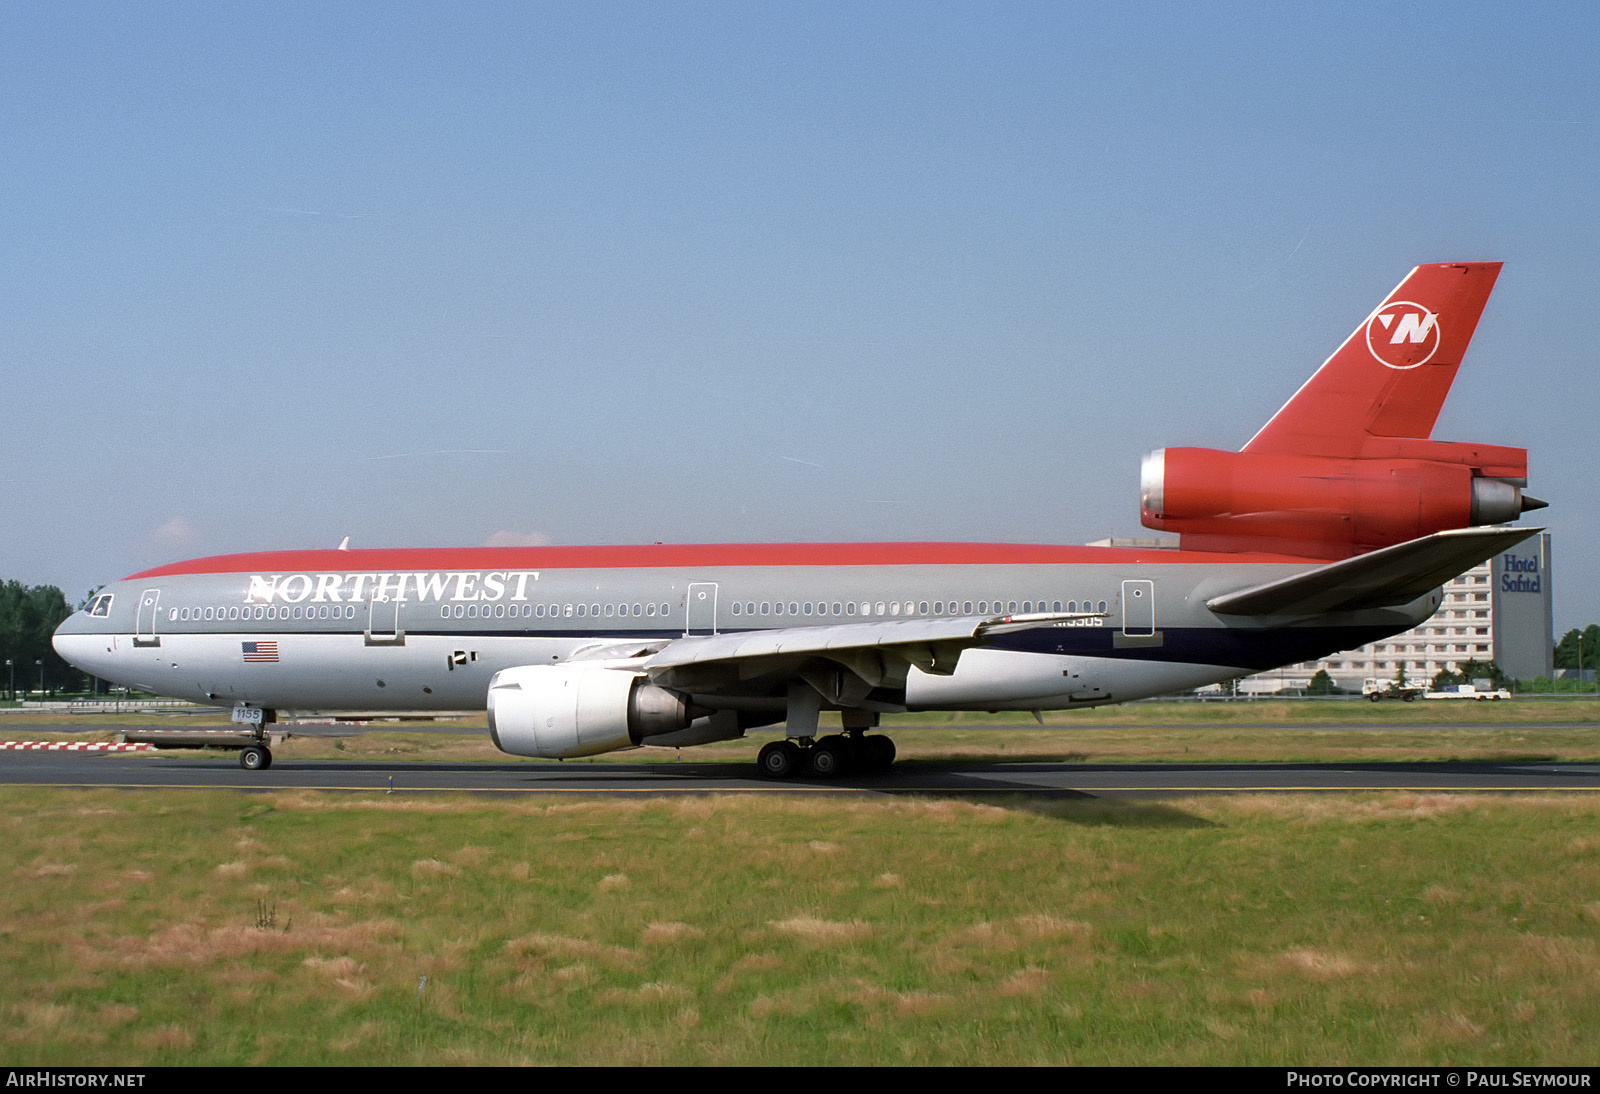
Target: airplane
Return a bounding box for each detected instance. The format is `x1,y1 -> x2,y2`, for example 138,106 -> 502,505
53,262 -> 1544,777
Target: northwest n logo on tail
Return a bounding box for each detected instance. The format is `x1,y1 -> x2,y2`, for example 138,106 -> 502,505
1243,262 -> 1501,457
1367,301 -> 1440,369
1143,261 -> 1540,558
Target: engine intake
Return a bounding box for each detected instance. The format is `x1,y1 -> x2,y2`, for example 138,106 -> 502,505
487,661 -> 696,758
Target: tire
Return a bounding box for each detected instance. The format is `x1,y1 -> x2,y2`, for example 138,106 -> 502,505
809,742 -> 845,778
758,741 -> 802,779
239,746 -> 268,771
861,735 -> 896,774
1368,693 -> 1381,703
816,734 -> 854,774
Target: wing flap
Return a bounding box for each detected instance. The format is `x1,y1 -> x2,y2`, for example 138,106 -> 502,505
1205,525 -> 1541,616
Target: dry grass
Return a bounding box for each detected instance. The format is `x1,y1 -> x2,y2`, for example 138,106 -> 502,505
0,786 -> 1598,1064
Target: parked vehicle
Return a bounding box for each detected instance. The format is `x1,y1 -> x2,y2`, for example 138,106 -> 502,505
1363,679 -> 1422,702
1424,684 -> 1510,701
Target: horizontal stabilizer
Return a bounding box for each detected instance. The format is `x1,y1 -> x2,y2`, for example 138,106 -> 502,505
1205,525 -> 1542,616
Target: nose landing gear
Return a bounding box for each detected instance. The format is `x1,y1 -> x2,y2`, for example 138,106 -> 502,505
239,745 -> 273,770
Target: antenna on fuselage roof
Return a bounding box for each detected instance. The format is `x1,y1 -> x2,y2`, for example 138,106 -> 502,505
337,536 -> 350,550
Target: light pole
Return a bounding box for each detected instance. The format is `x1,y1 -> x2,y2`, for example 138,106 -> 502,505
35,659 -> 43,703
5,660 -> 11,702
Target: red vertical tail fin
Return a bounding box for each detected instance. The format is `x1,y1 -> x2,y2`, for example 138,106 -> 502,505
1141,262 -> 1537,558
1242,262 -> 1502,458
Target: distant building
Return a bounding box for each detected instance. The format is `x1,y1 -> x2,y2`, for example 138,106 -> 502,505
1238,531 -> 1553,693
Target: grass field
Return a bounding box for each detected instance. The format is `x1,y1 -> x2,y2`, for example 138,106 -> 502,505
3,702 -> 1597,1065
2,788 -> 1598,1065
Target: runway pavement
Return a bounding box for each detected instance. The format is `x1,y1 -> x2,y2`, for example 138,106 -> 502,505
2,747 -> 1597,796
4,714 -> 1597,796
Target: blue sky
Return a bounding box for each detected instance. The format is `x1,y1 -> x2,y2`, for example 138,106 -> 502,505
4,2 -> 1597,632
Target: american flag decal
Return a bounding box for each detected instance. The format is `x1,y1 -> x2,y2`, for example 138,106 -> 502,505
242,641 -> 279,663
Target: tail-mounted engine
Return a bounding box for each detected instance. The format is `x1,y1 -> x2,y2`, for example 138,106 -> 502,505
1140,440 -> 1540,558
487,661 -> 699,758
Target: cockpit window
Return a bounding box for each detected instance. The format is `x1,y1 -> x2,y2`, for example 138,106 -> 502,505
87,594 -> 114,618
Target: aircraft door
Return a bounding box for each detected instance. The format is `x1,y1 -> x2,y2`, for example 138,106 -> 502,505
134,588 -> 162,648
686,583 -> 718,636
365,597 -> 406,646
1121,580 -> 1155,638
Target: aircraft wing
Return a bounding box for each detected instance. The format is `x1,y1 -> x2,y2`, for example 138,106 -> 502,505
637,611 -> 1098,698
1205,525 -> 1542,616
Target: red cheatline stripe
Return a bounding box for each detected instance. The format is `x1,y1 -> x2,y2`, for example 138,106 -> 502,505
1,742 -> 154,751
124,540 -> 1306,579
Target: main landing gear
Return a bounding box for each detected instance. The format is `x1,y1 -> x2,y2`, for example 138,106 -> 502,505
757,684 -> 896,779
757,733 -> 896,780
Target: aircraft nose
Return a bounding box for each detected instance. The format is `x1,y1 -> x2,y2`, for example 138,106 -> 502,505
52,615 -> 105,676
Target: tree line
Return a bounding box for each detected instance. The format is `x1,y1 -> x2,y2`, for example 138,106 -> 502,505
1554,625 -> 1600,673
0,581 -> 87,697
